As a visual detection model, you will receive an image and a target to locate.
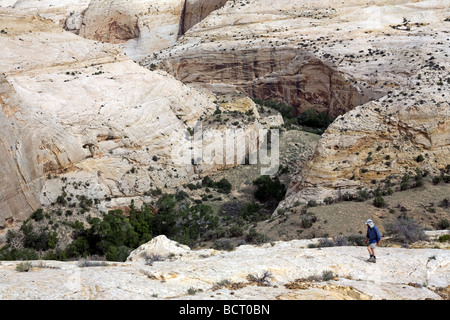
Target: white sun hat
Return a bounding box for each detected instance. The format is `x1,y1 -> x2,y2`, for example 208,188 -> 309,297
365,219 -> 375,228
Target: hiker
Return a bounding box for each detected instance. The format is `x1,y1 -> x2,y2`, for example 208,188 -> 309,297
364,219 -> 381,263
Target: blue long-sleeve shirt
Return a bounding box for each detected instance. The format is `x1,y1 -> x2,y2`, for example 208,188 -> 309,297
366,226 -> 381,244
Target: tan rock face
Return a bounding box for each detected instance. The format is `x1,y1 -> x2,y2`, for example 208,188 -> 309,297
152,45 -> 371,117
77,0 -> 229,62
279,94 -> 450,209
78,0 -> 186,62
182,0 -> 229,34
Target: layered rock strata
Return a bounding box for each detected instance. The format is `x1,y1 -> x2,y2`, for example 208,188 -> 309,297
139,0 -> 450,206
0,10 -> 280,227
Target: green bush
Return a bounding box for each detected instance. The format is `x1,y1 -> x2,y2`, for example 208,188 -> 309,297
437,219 -> 449,230
245,227 -> 269,244
373,195 -> 386,208
20,220 -> 51,251
300,214 -> 317,229
213,239 -> 235,251
400,173 -> 411,190
0,247 -> 39,261
416,154 -> 425,162
215,178 -> 232,194
238,202 -> 263,223
253,176 -> 286,208
31,209 -> 44,221
16,262 -> 33,272
297,108 -> 335,130
201,176 -> 232,194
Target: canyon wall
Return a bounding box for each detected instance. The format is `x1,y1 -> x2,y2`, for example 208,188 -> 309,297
0,10 -> 278,227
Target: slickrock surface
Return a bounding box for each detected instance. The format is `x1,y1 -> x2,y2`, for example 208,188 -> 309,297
1,235 -> 448,300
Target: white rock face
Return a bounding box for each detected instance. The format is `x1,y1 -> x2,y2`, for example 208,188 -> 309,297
0,7 -> 281,226
140,0 -> 450,207
1,236 -> 449,300
78,0 -> 185,62
0,0 -> 91,27
127,235 -> 191,262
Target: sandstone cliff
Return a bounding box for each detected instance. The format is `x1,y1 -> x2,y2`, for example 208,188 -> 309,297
0,9 -> 279,227
140,0 -> 450,206
75,0 -> 229,62
279,93 -> 450,209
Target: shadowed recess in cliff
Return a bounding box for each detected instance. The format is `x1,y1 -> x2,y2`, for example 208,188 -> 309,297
147,44 -> 380,117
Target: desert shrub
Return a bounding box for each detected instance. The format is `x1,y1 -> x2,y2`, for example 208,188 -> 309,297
245,227 -> 269,244
437,219 -> 449,230
220,201 -> 242,220
300,214 -> 317,229
317,238 -> 334,247
215,178 -> 232,194
356,189 -> 371,202
0,247 -> 39,261
297,108 -> 335,131
400,173 -> 411,190
31,209 -> 44,221
416,154 -> 425,162
47,231 -> 58,249
247,270 -> 273,286
201,176 -> 232,194
333,235 -> 349,246
213,239 -> 235,251
373,195 -> 386,208
414,168 -> 424,187
307,200 -> 318,207
432,175 -> 443,185
321,270 -> 334,281
175,190 -> 189,201
253,176 -> 286,208
439,198 -> 449,208
16,262 -> 33,272
347,234 -> 366,246
384,217 -> 427,244
202,175 -> 215,188
78,259 -> 107,268
227,224 -> 244,237
438,235 -> 450,242
341,192 -> 354,201
238,202 -> 264,223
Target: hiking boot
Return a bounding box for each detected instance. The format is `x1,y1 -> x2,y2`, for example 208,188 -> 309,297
367,257 -> 374,262
372,257 -> 376,263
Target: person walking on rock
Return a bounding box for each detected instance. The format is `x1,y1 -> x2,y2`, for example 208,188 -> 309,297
364,219 -> 381,263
